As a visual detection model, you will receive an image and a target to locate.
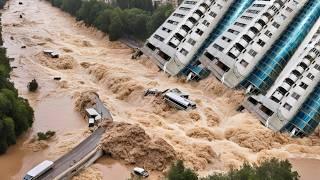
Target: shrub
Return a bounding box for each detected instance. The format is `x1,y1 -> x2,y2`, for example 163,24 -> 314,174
27,79 -> 38,92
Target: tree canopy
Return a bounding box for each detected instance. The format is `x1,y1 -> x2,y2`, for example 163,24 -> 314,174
46,0 -> 173,41
0,14 -> 34,153
166,159 -> 299,180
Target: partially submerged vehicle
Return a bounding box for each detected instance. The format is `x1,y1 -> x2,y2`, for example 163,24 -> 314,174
23,160 -> 54,180
85,108 -> 102,127
132,167 -> 149,178
144,88 -> 196,110
43,50 -> 59,58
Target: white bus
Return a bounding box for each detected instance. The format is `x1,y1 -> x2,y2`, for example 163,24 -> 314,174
23,160 -> 54,180
164,92 -> 196,110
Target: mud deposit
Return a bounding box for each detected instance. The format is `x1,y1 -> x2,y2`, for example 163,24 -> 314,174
1,0 -> 320,179
101,122 -> 176,171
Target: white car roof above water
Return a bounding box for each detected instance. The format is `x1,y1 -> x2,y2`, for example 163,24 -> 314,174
27,160 -> 53,176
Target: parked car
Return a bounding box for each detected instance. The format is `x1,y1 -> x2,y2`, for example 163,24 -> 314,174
132,167 -> 149,178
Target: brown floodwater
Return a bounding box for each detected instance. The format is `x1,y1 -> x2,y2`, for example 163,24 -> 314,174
94,158 -> 131,180
0,0 -> 320,179
0,96 -> 86,180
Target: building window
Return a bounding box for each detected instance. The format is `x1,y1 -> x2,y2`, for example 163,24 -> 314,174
209,11 -> 217,18
184,1 -> 196,5
222,36 -> 232,43
241,15 -> 253,20
315,64 -> 320,71
153,34 -> 164,41
162,27 -> 172,33
235,22 -> 246,28
187,38 -> 196,46
291,92 -> 301,100
265,30 -> 272,37
248,49 -> 257,57
257,39 -> 265,47
272,22 -> 280,28
240,59 -> 248,67
180,48 -> 189,56
179,7 -> 191,11
307,73 -> 315,80
286,7 -> 293,12
280,14 -> 287,20
283,103 -> 292,111
195,28 -> 204,36
173,13 -> 185,18
299,82 -> 308,89
247,9 -> 260,14
202,20 -> 210,27
213,43 -> 224,51
167,20 -> 178,25
227,29 -> 240,35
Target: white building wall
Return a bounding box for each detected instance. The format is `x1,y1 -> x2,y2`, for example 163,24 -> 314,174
199,0 -> 308,88
142,0 -> 234,75
244,20 -> 320,131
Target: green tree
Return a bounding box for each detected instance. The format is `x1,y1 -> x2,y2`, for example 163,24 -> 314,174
28,79 -> 38,92
94,9 -> 113,33
108,10 -> 124,41
61,0 -> 82,15
76,0 -> 107,25
205,158 -> 299,180
167,160 -> 198,180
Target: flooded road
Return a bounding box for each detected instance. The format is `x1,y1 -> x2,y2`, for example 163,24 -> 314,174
0,0 -> 320,179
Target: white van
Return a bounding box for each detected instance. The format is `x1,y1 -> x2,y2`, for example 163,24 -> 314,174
132,167 -> 149,178
164,92 -> 196,110
23,160 -> 54,180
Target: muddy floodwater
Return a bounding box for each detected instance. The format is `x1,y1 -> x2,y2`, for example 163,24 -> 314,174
0,0 -> 320,179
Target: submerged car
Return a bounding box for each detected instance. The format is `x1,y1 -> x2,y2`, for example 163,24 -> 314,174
132,167 -> 149,178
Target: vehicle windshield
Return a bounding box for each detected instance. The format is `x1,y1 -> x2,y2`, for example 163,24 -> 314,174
23,175 -> 33,180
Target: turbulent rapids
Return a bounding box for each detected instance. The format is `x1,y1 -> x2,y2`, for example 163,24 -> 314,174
1,0 -> 320,179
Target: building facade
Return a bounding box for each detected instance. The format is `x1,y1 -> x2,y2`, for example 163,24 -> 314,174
143,0 -> 320,137
142,0 -> 255,80
199,0 -> 308,88
243,23 -> 320,137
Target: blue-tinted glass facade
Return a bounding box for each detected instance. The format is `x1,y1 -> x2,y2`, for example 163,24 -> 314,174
284,83 -> 320,136
244,0 -> 320,94
183,0 -> 254,77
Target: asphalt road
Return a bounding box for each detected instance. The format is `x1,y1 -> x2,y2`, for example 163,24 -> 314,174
38,127 -> 105,180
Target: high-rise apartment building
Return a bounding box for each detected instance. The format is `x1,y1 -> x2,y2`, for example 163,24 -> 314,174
143,0 -> 320,136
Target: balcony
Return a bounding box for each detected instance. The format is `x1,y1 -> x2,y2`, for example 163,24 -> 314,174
296,66 -> 305,74
309,51 -> 317,59
267,8 -> 276,16
185,21 -> 195,29
195,9 -> 204,17
247,30 -> 257,39
261,15 -> 270,24
281,81 -> 291,91
177,29 -> 188,38
191,13 -> 201,21
271,91 -> 284,102
238,38 -> 249,48
169,37 -> 180,47
229,47 -> 241,58
273,3 -> 281,10
302,58 -> 311,66
253,23 -> 263,31
204,0 -> 212,7
198,6 -> 206,14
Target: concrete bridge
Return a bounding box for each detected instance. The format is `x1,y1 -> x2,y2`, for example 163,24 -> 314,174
38,96 -> 112,180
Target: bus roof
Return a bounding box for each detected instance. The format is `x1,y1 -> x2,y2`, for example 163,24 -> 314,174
165,92 -> 190,106
27,160 -> 54,177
